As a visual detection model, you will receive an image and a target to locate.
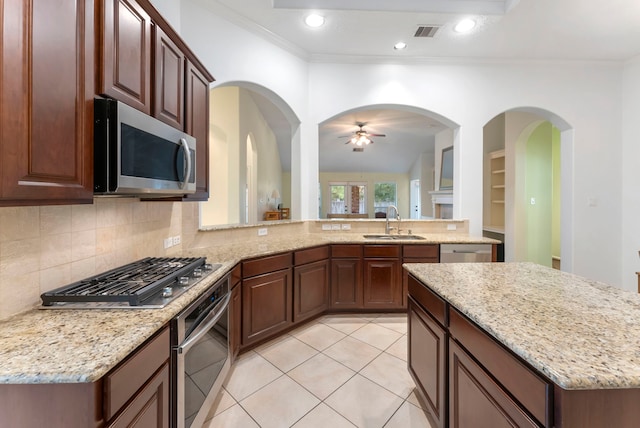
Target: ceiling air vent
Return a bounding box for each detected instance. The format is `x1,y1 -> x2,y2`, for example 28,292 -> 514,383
414,25 -> 440,38
353,148 -> 364,152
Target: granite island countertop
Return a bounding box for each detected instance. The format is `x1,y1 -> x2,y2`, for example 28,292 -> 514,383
403,261 -> 640,390
0,232 -> 496,384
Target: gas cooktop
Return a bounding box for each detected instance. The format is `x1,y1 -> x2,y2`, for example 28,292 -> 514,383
40,257 -> 220,309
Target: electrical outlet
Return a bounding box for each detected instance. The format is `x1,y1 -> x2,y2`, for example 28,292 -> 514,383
321,224 -> 332,231
530,197 -> 536,205
163,238 -> 173,249
341,224 -> 351,230
331,224 -> 340,230
447,224 -> 457,231
172,235 -> 181,246
258,228 -> 268,236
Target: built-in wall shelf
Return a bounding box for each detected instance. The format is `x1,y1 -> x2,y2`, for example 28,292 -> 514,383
488,149 -> 505,230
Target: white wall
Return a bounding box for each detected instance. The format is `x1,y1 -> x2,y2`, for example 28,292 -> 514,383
621,55 -> 640,291
307,61 -> 624,287
165,1 -> 627,289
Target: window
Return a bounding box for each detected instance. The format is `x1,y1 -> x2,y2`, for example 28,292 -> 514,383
374,182 -> 397,214
329,182 -> 366,214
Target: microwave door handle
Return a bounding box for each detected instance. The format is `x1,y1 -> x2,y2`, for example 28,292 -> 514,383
177,293 -> 230,355
179,138 -> 191,189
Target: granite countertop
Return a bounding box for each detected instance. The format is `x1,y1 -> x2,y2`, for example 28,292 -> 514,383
0,232 -> 495,384
403,262 -> 640,390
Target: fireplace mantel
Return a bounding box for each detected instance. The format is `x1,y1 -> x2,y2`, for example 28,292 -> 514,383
429,190 -> 453,219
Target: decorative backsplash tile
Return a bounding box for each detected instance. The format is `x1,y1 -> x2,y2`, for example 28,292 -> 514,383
0,198 -> 186,320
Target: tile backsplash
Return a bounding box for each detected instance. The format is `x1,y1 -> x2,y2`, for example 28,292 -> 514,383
0,198 -> 189,320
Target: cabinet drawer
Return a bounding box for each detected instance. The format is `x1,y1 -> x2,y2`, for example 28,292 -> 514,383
407,275 -> 447,327
364,244 -> 400,258
294,246 -> 329,266
403,244 -> 439,259
104,326 -> 170,421
449,309 -> 552,427
243,252 -> 292,278
331,245 -> 362,258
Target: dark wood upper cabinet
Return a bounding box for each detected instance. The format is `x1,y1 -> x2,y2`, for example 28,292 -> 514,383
183,61 -> 210,200
153,25 -> 184,130
99,0 -> 152,113
0,0 -> 94,205
99,0 -> 214,201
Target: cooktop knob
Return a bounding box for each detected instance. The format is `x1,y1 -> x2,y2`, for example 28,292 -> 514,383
193,268 -> 203,278
161,287 -> 173,298
178,276 -> 189,286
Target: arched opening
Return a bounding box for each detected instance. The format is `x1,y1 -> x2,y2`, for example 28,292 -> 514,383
318,104 -> 459,220
483,108 -> 573,271
201,81 -> 300,227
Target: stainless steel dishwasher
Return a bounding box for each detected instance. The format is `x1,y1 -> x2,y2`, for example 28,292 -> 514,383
440,244 -> 492,263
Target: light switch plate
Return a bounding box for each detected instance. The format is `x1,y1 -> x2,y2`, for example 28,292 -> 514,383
341,224 -> 351,230
331,224 -> 340,230
258,228 -> 268,236
447,224 -> 457,231
322,224 -> 332,231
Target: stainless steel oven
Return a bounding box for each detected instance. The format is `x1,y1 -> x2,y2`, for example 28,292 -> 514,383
172,274 -> 231,428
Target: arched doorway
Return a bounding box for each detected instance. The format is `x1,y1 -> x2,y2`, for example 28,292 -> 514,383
483,108 -> 573,271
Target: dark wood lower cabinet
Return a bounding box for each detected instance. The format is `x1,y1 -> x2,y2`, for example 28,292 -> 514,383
449,339 -> 537,428
294,259 -> 329,322
242,268 -> 293,346
330,258 -> 363,308
108,363 -> 169,428
363,258 -> 401,308
408,298 -> 447,428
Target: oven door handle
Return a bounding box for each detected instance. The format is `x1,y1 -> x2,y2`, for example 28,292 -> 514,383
177,293 -> 230,355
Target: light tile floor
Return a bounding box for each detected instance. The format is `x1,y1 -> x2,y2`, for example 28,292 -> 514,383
203,313 -> 434,428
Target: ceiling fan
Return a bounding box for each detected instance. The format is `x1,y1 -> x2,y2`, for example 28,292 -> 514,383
340,122 -> 386,146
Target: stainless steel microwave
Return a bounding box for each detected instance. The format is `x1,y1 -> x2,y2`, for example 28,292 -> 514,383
94,98 -> 196,197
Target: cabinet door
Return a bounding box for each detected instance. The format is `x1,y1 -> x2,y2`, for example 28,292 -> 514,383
330,258 -> 362,309
363,258 -> 402,308
408,298 -> 447,428
99,0 -> 152,113
294,259 -> 329,322
153,25 -> 184,130
108,363 -> 169,428
0,0 -> 94,204
230,283 -> 241,362
242,269 -> 292,346
183,61 -> 210,201
449,339 -> 538,428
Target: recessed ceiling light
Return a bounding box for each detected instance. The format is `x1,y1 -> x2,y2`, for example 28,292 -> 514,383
394,42 -> 407,50
454,18 -> 476,33
305,14 -> 325,28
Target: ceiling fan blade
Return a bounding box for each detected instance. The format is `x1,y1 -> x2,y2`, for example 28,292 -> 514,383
366,133 -> 386,137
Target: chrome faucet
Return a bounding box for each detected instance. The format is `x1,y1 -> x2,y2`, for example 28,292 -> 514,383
385,205 -> 401,234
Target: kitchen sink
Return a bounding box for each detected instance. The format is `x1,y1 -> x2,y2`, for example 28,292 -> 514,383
363,234 -> 426,240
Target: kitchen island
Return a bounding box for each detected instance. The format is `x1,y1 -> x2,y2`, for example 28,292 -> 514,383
405,262 -> 640,428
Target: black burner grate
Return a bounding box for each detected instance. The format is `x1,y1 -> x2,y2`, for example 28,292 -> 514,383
41,257 -> 206,306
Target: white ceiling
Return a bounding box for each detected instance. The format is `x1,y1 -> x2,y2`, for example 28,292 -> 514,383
204,0 -> 640,172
